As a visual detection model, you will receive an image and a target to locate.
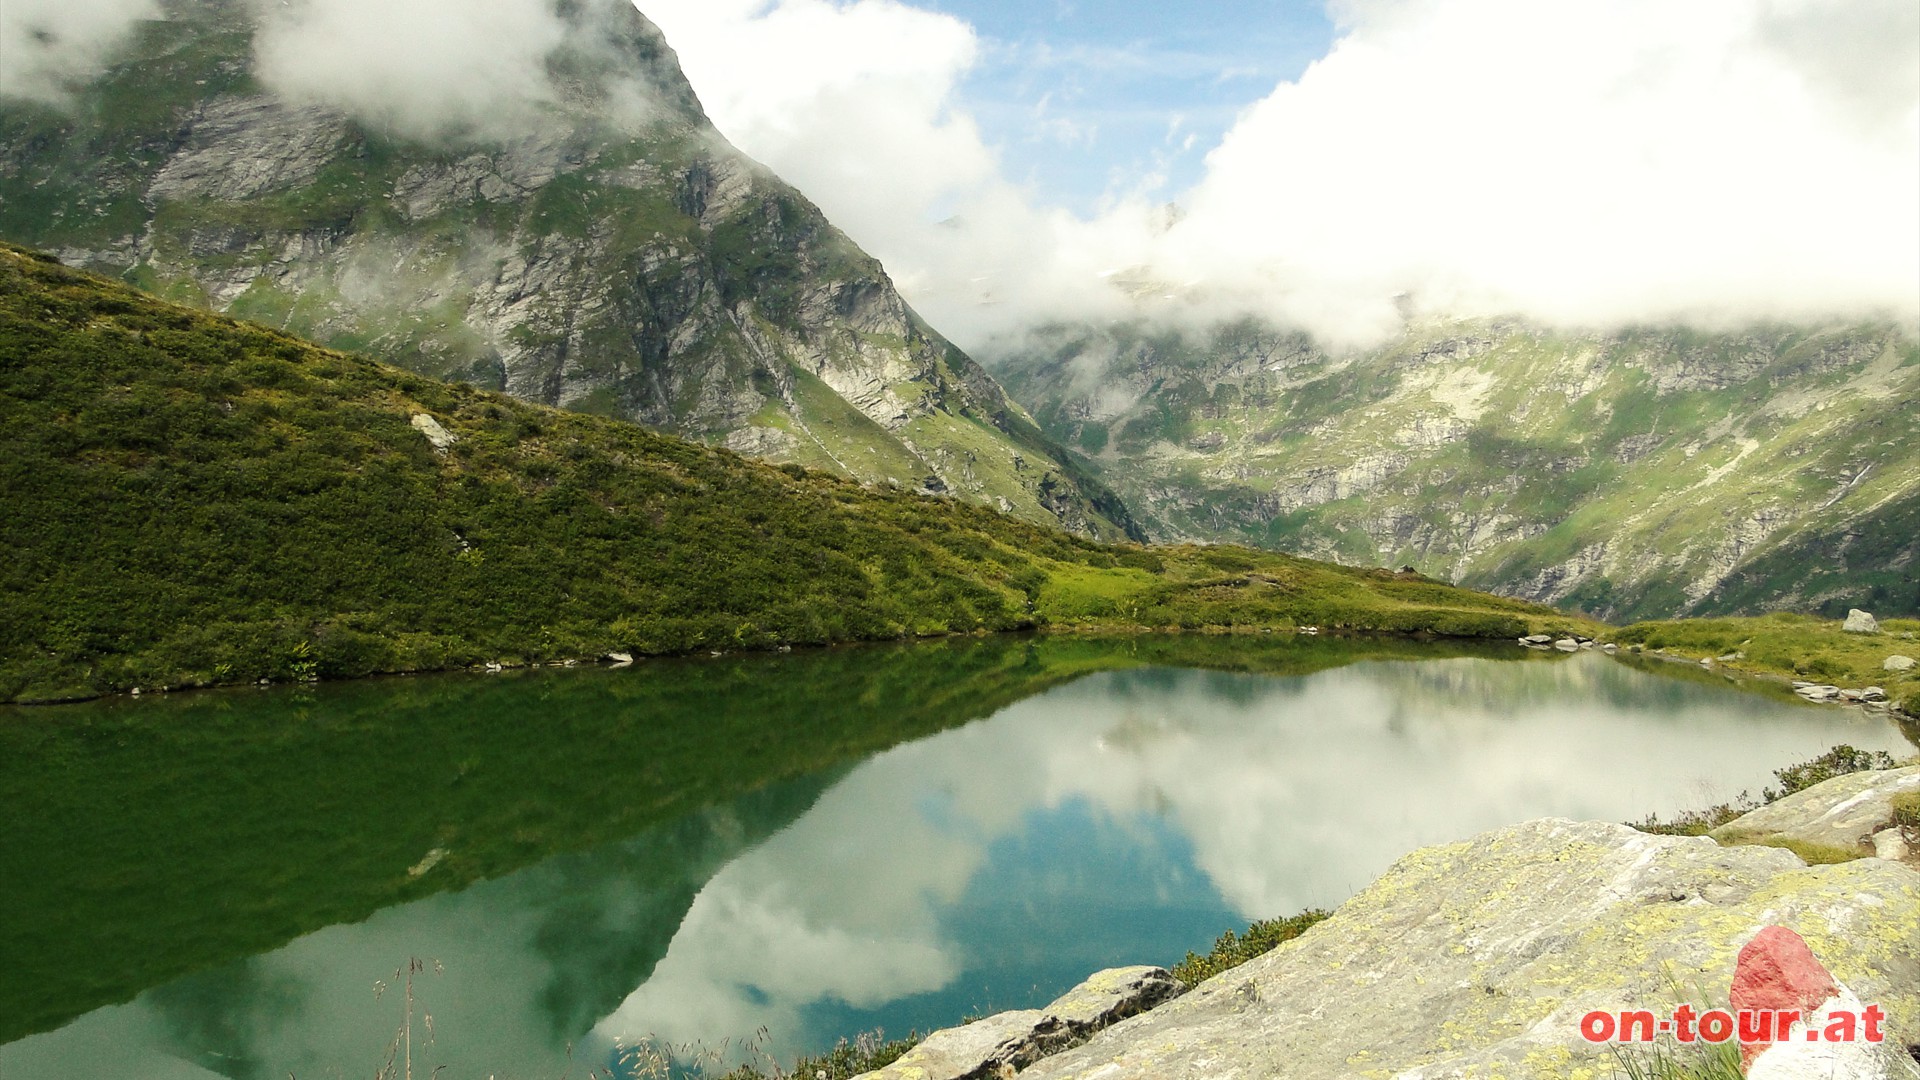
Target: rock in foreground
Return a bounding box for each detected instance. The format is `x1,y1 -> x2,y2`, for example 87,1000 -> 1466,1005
852,966 -> 1181,1080
1735,926 -> 1920,1080
1017,819 -> 1920,1080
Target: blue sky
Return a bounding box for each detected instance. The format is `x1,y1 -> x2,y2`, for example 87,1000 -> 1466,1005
917,0 -> 1335,211
642,0 -> 1918,348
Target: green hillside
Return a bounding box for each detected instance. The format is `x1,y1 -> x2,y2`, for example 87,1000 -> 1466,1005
0,245 -> 1582,704
990,318 -> 1920,622
0,0 -> 1134,539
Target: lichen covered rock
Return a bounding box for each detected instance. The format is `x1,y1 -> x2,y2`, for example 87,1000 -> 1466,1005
1713,767 -> 1920,859
851,967 -> 1182,1080
1017,819 -> 1920,1080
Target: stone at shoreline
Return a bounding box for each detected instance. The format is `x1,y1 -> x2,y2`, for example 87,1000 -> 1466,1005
1888,655 -> 1918,673
1043,965 -> 1183,1036
1713,766 -> 1920,857
851,967 -> 1181,1080
853,1009 -> 1066,1080
1520,634 -> 1554,646
1554,638 -> 1580,651
1015,819 -> 1920,1080
1846,609 -> 1882,634
1798,684 -> 1842,702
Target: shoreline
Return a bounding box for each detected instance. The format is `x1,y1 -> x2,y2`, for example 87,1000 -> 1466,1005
1,618 -> 1591,709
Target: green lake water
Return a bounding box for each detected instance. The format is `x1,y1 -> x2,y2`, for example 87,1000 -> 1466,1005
1,635 -> 1913,1078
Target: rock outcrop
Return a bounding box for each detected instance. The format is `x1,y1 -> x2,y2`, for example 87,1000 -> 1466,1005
851,966 -> 1182,1080
0,0 -> 1136,540
1713,767 -> 1920,865
1010,819 -> 1920,1080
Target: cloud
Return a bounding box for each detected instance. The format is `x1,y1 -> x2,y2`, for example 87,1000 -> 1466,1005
639,0 -> 1155,345
1157,0 -> 1920,344
593,654 -> 1912,1061
0,0 -> 159,103
250,0 -> 570,140
9,0 -> 1913,347
643,0 -> 1920,351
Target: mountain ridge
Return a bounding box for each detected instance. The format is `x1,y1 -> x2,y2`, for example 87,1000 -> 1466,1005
989,316 -> 1920,621
0,0 -> 1139,539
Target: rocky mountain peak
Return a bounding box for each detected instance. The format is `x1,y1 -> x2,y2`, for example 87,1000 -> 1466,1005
0,0 -> 1139,539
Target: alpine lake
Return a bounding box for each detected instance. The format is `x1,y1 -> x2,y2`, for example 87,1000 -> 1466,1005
3,633 -> 1914,1079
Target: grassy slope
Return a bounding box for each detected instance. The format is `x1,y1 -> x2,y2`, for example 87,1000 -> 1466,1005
1606,613 -> 1920,715
0,9 -> 1139,542
0,245 -> 1586,704
993,320 -> 1920,622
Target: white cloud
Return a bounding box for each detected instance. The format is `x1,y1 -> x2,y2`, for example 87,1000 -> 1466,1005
250,0 -> 577,141
592,655 -> 1912,1061
9,0 -> 1913,347
641,0 -> 1920,351
1160,0 -> 1920,344
639,0 -> 1155,345
0,0 -> 159,103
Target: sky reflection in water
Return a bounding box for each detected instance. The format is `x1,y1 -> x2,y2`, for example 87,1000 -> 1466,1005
3,649 -> 1911,1079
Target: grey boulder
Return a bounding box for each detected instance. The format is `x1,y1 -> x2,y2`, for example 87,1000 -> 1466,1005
1712,766 -> 1920,857
852,966 -> 1182,1080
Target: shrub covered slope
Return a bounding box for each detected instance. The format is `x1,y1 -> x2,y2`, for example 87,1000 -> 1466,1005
0,0 -> 1136,539
0,245 -> 1582,703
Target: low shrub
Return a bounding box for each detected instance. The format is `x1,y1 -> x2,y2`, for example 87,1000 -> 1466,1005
1170,909 -> 1332,988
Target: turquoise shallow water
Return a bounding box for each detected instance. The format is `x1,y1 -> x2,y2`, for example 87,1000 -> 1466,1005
1,637 -> 1911,1078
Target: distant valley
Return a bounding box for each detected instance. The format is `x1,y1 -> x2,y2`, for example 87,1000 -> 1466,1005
990,318 -> 1920,621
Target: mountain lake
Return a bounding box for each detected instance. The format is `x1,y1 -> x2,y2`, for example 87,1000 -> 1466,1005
2,634 -> 1914,1078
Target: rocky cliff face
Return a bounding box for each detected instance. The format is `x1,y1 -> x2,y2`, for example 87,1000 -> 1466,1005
0,0 -> 1137,540
990,319 -> 1920,620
